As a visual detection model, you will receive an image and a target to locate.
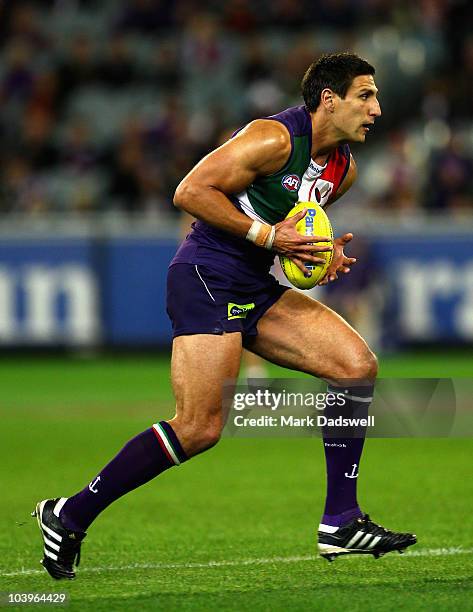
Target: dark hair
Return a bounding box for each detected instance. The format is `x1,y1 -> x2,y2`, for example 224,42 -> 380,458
301,52 -> 375,112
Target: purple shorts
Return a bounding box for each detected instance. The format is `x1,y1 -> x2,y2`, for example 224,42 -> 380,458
166,263 -> 289,339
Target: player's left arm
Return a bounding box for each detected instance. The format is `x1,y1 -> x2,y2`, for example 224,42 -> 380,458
319,155 -> 357,285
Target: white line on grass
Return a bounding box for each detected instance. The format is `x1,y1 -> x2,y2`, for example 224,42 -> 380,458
1,547 -> 472,579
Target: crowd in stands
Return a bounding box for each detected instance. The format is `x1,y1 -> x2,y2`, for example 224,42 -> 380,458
0,0 -> 472,218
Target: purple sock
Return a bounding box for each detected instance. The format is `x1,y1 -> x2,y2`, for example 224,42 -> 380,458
321,384 -> 374,528
60,421 -> 187,532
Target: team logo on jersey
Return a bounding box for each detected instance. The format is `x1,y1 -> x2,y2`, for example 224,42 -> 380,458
313,184 -> 332,203
228,302 -> 255,320
281,174 -> 301,192
307,179 -> 333,205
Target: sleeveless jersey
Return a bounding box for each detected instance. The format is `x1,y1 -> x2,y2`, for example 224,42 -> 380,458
171,105 -> 351,275
234,105 -> 351,224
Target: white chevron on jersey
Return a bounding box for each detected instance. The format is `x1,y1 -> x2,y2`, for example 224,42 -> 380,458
298,174 -> 334,208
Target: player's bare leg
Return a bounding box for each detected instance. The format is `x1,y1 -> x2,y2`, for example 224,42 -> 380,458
247,289 -> 375,527
248,289 -> 377,383
169,333 -> 243,455
247,289 -> 416,560
33,332 -> 242,579
242,350 -> 268,379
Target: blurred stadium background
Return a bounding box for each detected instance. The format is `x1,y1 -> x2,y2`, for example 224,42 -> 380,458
1,3 -> 473,608
0,0 -> 472,353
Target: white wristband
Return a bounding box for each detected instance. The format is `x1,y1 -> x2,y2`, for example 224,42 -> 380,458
246,220 -> 274,249
264,225 -> 276,250
246,220 -> 262,243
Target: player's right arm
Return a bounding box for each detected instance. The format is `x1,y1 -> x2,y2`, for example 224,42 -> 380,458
173,120 -> 332,268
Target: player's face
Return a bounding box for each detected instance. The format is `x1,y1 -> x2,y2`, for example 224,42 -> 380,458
332,75 -> 381,143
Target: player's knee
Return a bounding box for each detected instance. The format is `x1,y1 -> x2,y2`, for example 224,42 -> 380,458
362,348 -> 378,380
175,417 -> 222,456
334,345 -> 378,383
195,421 -> 222,452
351,346 -> 378,381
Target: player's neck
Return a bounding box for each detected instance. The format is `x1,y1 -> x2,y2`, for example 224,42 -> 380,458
310,110 -> 343,163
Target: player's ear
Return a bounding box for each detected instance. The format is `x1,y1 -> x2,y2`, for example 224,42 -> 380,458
321,88 -> 335,112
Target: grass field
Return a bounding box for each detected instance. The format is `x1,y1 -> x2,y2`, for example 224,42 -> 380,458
0,351 -> 472,611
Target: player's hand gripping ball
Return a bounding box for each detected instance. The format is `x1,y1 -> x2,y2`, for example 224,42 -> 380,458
279,202 -> 333,289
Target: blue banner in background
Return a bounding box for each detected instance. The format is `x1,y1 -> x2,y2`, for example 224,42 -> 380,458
103,239 -> 176,345
0,239 -> 99,345
0,234 -> 472,347
371,236 -> 473,344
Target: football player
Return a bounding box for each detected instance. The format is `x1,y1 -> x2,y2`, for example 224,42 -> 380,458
34,53 -> 415,579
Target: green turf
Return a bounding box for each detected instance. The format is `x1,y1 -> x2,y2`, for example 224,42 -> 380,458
0,352 -> 472,611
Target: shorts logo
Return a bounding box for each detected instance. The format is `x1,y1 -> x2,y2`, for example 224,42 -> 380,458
281,174 -> 301,192
228,302 -> 255,320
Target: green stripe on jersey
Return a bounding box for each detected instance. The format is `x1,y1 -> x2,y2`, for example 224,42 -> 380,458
243,134 -> 311,224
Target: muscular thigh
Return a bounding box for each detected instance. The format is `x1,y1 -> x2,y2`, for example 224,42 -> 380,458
171,332 -> 242,423
247,289 -> 373,383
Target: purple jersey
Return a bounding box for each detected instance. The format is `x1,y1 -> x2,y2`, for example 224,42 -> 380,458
171,104 -> 349,277
167,105 -> 340,338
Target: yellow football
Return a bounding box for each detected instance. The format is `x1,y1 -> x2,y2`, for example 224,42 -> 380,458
279,202 -> 333,289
